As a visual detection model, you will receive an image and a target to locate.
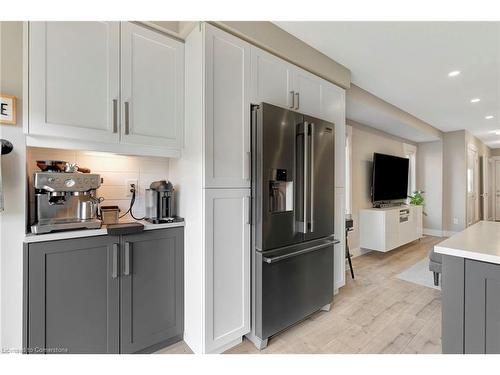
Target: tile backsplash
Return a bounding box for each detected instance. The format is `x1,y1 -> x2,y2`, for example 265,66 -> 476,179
27,147 -> 171,223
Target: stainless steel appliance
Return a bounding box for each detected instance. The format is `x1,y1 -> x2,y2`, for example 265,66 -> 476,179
31,170 -> 102,234
249,102 -> 338,349
145,180 -> 176,223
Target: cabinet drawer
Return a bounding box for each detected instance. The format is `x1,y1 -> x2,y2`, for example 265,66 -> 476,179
256,243 -> 333,339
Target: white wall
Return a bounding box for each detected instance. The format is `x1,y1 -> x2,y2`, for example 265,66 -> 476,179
442,130 -> 467,234
0,21 -> 26,351
416,141 -> 443,236
348,120 -> 415,256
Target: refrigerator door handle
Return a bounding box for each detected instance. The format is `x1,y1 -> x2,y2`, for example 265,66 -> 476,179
309,122 -> 315,233
301,121 -> 309,234
262,240 -> 339,264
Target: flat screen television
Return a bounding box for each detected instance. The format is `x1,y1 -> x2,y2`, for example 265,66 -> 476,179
372,153 -> 409,203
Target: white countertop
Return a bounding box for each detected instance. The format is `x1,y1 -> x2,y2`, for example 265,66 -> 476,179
24,220 -> 184,243
434,221 -> 500,264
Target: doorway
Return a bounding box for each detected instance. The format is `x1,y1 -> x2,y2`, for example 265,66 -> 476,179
495,160 -> 500,221
489,158 -> 495,220
480,156 -> 492,221
466,144 -> 479,226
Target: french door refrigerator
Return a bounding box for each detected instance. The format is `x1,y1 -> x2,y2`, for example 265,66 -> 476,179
249,102 -> 338,349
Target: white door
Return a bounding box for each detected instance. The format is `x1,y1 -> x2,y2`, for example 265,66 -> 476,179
481,156 -> 489,220
466,145 -> 479,226
475,151 -> 480,222
250,47 -> 294,108
121,22 -> 184,149
204,188 -> 250,353
29,22 -> 120,143
495,161 -> 500,221
489,158 -> 495,220
204,24 -> 251,188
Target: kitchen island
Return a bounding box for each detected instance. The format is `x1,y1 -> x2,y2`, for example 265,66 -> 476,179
435,221 -> 500,354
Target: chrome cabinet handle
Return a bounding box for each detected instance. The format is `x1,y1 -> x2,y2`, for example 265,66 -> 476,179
289,91 -> 295,108
124,242 -> 131,276
112,99 -> 118,133
246,196 -> 251,225
124,101 -> 130,135
309,122 -> 315,233
112,243 -> 119,279
246,151 -> 251,181
295,92 -> 300,110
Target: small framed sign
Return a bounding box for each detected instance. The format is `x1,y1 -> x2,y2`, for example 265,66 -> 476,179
0,94 -> 17,125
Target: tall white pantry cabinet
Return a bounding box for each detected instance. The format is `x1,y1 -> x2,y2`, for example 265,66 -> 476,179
171,23 -> 251,354
172,22 -> 346,354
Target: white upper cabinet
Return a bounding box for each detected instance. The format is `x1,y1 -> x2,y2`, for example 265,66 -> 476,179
292,69 -> 322,117
204,188 -> 251,352
250,48 -> 294,108
204,24 -> 251,188
29,22 -> 120,143
120,22 -> 184,149
321,82 -> 346,188
28,22 -> 184,158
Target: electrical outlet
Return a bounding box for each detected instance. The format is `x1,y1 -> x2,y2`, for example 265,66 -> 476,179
453,217 -> 459,225
126,179 -> 138,197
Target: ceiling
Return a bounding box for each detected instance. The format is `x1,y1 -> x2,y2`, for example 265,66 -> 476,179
275,22 -> 500,147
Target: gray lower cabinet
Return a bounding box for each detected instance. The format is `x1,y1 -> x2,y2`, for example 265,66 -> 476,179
24,227 -> 184,354
26,235 -> 121,354
464,260 -> 500,354
120,228 -> 184,353
442,255 -> 500,354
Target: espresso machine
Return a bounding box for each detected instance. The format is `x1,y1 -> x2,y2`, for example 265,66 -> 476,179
145,180 -> 176,223
31,167 -> 102,234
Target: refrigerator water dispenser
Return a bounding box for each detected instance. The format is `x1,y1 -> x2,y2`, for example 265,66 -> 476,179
269,169 -> 293,213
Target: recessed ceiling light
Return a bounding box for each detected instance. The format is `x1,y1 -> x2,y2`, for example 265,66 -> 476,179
494,130 -> 500,135
486,115 -> 495,120
470,98 -> 481,103
448,70 -> 461,77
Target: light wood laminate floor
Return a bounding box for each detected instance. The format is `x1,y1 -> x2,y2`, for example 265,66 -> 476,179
158,235 -> 443,354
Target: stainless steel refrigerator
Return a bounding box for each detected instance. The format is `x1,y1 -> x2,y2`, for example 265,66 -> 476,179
249,102 -> 338,349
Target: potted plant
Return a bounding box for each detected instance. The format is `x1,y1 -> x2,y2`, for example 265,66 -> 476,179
408,190 -> 427,216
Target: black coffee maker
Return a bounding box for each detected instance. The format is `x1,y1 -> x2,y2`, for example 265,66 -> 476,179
145,180 -> 175,223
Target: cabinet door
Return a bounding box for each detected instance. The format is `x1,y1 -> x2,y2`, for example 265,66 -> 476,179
121,22 -> 184,149
28,236 -> 120,354
292,68 -> 322,117
29,22 -> 120,143
204,189 -> 251,352
385,210 -> 400,250
120,227 -> 184,353
334,187 -> 346,290
321,82 -> 346,188
204,24 -> 251,188
465,260 -> 500,354
250,47 -> 294,108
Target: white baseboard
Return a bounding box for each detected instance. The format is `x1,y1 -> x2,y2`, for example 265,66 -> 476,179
348,247 -> 371,258
423,228 -> 443,237
442,230 -> 458,237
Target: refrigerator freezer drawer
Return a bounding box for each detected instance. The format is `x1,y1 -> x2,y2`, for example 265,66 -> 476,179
255,242 -> 334,340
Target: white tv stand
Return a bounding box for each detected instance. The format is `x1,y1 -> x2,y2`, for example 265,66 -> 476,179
360,205 -> 423,252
